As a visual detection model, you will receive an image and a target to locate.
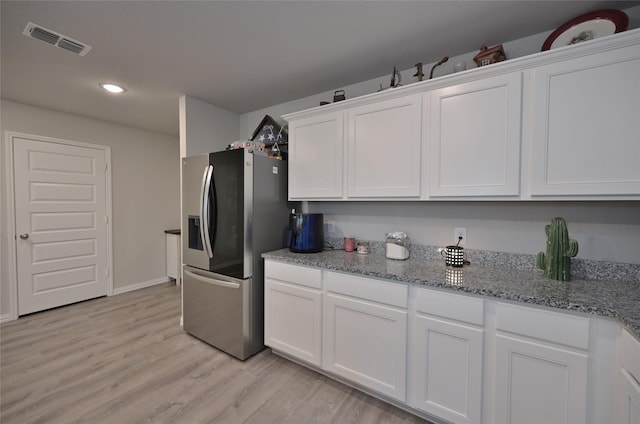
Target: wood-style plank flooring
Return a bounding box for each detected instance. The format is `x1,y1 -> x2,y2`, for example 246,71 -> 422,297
1,283 -> 431,424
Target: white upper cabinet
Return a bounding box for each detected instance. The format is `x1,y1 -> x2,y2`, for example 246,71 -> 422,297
287,110 -> 344,199
346,94 -> 422,198
284,29 -> 640,201
426,73 -> 522,198
527,43 -> 640,198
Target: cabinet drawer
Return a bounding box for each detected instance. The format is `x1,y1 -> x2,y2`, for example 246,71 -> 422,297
415,287 -> 484,326
325,271 -> 408,309
496,302 -> 590,350
265,261 -> 322,289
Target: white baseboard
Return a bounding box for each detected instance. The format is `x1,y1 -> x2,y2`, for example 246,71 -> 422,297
1,278 -> 170,322
112,277 -> 171,296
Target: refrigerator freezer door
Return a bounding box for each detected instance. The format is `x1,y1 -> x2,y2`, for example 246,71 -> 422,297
183,265 -> 253,360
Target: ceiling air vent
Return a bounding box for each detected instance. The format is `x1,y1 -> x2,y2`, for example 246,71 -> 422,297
28,25 -> 59,45
23,22 -> 92,56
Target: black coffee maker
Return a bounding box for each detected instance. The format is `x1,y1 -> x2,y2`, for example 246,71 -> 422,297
288,212 -> 324,253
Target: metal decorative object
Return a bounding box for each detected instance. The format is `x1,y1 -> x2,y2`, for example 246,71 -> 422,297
377,66 -> 402,91
429,56 -> 449,79
413,62 -> 425,81
390,66 -> 402,87
536,217 -> 579,281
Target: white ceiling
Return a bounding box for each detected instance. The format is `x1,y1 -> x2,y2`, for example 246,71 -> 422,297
2,1 -> 638,136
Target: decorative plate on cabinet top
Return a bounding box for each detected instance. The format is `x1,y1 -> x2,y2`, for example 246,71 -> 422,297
541,9 -> 629,51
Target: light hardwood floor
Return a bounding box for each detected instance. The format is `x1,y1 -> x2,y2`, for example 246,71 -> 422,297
1,283 -> 431,424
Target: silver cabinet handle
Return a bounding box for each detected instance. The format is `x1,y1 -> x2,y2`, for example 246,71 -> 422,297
20,233 -> 29,239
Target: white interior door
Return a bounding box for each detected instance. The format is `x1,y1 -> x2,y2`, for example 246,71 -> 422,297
13,136 -> 109,315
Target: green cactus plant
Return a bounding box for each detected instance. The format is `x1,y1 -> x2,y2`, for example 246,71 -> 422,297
536,217 -> 579,281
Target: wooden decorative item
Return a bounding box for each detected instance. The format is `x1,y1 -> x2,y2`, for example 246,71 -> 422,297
246,115 -> 288,159
250,115 -> 288,145
473,44 -> 506,67
536,217 -> 579,281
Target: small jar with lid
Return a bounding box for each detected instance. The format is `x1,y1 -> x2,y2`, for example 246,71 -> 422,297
385,232 -> 410,260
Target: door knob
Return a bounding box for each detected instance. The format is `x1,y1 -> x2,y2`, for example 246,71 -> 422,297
19,233 -> 29,239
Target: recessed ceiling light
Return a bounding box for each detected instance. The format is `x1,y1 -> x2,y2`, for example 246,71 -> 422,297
99,83 -> 127,94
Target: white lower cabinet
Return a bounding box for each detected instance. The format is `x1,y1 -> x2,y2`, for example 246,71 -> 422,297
616,329 -> 640,424
494,302 -> 590,424
323,271 -> 408,402
264,259 -> 629,424
409,288 -> 484,424
264,261 -> 323,366
618,369 -> 640,424
165,231 -> 181,283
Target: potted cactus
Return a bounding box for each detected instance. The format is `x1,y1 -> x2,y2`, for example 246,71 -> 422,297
536,217 -> 579,281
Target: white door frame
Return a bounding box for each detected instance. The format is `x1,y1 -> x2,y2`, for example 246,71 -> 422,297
3,131 -> 113,322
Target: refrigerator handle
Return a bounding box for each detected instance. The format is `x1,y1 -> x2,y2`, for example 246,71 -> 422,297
210,166 -> 218,251
184,269 -> 240,289
200,165 -> 214,258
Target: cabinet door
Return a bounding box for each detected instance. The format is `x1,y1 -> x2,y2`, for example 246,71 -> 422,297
411,314 -> 483,424
288,111 -> 344,199
617,369 -> 640,424
323,293 -> 407,401
529,44 -> 640,197
616,329 -> 640,424
264,279 -> 322,366
427,73 -> 522,197
346,94 -> 422,198
494,334 -> 588,424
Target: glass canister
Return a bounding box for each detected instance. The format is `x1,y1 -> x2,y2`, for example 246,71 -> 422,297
385,232 -> 410,260
344,236 -> 355,252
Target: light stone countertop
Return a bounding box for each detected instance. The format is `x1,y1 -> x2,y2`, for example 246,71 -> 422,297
262,247 -> 640,340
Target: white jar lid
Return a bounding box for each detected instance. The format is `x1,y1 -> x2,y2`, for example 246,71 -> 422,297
386,231 -> 408,240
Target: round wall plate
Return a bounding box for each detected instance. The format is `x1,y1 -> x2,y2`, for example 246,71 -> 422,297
541,9 -> 628,51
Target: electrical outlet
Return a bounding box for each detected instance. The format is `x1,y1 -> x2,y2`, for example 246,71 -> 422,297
454,227 -> 467,245
327,220 -> 336,235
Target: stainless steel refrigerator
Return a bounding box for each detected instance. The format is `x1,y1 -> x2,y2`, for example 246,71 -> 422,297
181,149 -> 289,360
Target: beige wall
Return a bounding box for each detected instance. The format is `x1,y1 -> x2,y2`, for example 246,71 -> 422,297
179,95 -> 239,157
1,100 -> 180,320
307,201 -> 640,264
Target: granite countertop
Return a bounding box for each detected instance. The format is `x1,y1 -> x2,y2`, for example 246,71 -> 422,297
262,248 -> 640,340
